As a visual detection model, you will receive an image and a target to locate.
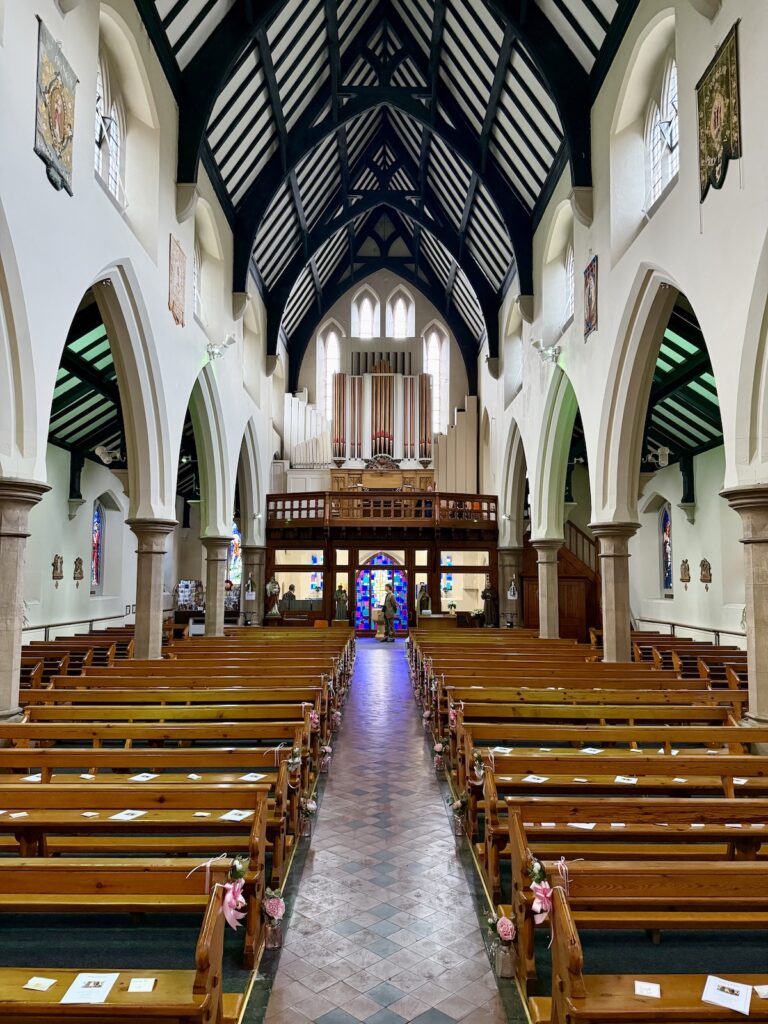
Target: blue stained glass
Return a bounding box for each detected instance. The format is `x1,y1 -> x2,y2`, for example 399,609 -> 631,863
228,521 -> 242,585
355,552 -> 407,631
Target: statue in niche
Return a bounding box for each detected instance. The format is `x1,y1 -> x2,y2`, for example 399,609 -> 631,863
417,583 -> 431,616
482,582 -> 500,628
52,553 -> 64,588
680,559 -> 691,590
265,576 -> 281,617
700,558 -> 712,592
73,556 -> 84,588
334,585 -> 348,621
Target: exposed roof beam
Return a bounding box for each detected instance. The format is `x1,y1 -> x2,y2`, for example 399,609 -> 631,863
59,350 -> 120,405
650,349 -> 713,404
480,22 -> 517,173
484,0 -> 592,189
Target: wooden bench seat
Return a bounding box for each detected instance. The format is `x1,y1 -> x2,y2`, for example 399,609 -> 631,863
0,783 -> 268,965
531,887 -> 768,1024
0,884 -> 228,1022
504,807 -> 768,991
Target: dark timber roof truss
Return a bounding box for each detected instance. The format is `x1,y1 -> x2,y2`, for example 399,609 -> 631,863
137,0 -> 638,370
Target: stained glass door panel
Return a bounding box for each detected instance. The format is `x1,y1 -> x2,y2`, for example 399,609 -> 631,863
354,553 -> 408,632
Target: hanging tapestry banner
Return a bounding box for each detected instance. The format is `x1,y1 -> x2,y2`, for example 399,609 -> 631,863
584,255 -> 598,339
696,22 -> 741,203
168,235 -> 186,326
34,18 -> 77,195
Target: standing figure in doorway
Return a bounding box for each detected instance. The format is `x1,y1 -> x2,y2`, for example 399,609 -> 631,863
481,582 -> 499,628
334,585 -> 348,621
265,576 -> 281,618
382,583 -> 398,642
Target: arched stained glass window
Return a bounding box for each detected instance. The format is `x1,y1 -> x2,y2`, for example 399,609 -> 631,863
664,60 -> 679,178
228,520 -> 242,585
660,503 -> 673,596
359,296 -> 374,339
426,330 -> 442,435
94,68 -> 104,175
393,297 -> 408,339
91,502 -> 105,591
564,244 -> 575,325
325,330 -> 340,422
647,103 -> 664,205
107,103 -> 121,199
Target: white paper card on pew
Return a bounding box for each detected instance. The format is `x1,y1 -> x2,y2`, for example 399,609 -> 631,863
193,812 -> 210,818
22,774 -> 41,782
220,809 -> 252,822
187,774 -> 202,781
634,981 -> 661,998
755,985 -> 768,999
568,822 -> 596,830
81,812 -> 99,818
492,747 -> 513,754
129,773 -> 158,783
9,812 -> 27,819
24,977 -> 57,992
128,978 -> 156,993
673,778 -> 688,783
79,774 -> 95,780
733,778 -> 749,786
702,976 -> 752,1016
239,773 -> 266,782
581,748 -> 604,755
109,810 -> 146,821
615,776 -> 638,785
60,973 -> 119,1004
522,775 -> 549,784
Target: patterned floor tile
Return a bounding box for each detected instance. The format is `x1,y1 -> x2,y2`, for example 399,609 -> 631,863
259,640 -> 509,1024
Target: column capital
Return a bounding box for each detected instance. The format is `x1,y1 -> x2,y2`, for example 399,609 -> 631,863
721,486 -> 768,543
588,521 -> 639,539
0,479 -> 50,538
126,517 -> 177,536
532,538 -> 562,558
202,536 -> 232,557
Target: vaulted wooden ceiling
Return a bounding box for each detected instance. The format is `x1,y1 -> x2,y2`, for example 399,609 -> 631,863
138,0 -> 638,373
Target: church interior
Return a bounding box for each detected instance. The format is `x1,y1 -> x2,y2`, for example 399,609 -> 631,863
1,0 -> 767,1021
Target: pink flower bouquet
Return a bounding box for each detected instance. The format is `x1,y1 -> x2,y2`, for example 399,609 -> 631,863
496,916 -> 516,944
263,888 -> 286,922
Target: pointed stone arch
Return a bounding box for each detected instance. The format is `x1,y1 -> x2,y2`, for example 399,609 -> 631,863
532,368 -> 580,541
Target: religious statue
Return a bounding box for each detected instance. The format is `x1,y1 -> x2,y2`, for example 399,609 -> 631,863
73,556 -> 84,588
700,558 -> 712,591
481,583 -> 500,628
680,558 -> 691,590
416,582 -> 431,615
334,585 -> 348,621
265,576 -> 281,618
52,553 -> 63,588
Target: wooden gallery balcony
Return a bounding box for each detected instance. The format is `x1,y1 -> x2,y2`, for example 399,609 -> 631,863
266,491 -> 498,541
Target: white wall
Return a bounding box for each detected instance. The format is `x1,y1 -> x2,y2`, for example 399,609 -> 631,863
629,446 -> 745,641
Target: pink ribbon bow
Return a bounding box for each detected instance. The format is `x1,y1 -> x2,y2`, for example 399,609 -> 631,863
185,852 -> 228,894
221,879 -> 247,931
531,881 -> 554,925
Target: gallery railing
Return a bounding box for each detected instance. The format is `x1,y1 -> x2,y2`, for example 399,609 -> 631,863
266,491 -> 497,529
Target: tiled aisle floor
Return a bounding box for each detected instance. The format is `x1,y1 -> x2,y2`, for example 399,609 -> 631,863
264,638 -> 508,1024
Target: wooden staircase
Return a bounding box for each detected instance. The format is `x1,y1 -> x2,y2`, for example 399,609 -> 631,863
519,522 -> 601,642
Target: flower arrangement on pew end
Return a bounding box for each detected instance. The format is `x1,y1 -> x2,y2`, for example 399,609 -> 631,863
319,744 -> 333,773
332,709 -> 343,731
433,735 -> 449,772
300,795 -> 317,837
220,856 -> 247,931
262,887 -> 286,949
422,707 -> 433,731
472,750 -> 485,785
309,709 -> 320,732
286,746 -> 302,777
447,790 -> 468,836
527,850 -> 554,924
486,910 -> 517,977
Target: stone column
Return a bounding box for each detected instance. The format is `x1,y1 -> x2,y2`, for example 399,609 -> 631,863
202,537 -> 231,637
127,518 -> 177,660
241,545 -> 266,626
498,547 -> 523,627
721,486 -> 768,724
533,539 -> 562,639
590,522 -> 639,663
0,479 -> 49,717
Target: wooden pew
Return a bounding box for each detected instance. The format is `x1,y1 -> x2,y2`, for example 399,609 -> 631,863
535,887 -> 768,1024
0,782 -> 268,965
505,809 -> 768,992
0,884 -> 231,1022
